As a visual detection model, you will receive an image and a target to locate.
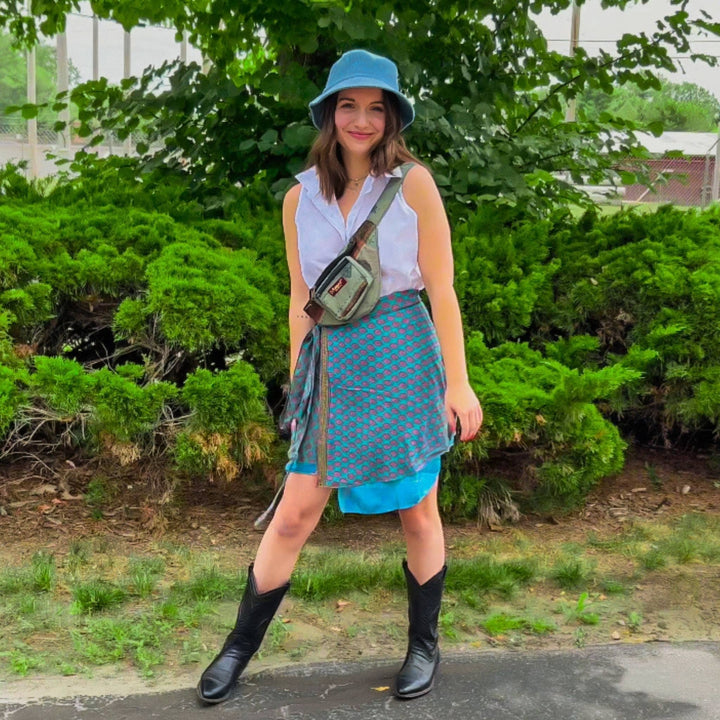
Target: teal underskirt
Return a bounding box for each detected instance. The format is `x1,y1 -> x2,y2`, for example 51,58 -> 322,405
284,456 -> 441,515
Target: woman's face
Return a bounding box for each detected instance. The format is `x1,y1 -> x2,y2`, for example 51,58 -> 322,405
334,87 -> 386,158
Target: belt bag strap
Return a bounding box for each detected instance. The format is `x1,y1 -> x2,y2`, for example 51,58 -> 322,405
304,162 -> 415,326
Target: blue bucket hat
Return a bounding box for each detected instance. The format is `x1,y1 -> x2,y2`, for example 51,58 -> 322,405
309,49 -> 415,131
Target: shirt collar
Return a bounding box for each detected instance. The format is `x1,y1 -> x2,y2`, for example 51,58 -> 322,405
295,165 -> 402,197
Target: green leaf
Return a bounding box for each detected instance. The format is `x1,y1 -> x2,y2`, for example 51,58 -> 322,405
21,104 -> 39,120
283,124 -> 316,150
258,129 -> 278,151
298,35 -> 319,54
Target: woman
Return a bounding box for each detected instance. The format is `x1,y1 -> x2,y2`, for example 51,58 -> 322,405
197,48 -> 482,705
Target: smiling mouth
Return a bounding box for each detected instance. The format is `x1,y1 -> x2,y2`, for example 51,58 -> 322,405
348,132 -> 373,140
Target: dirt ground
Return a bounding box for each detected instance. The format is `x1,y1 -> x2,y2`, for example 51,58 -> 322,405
1,445 -> 719,701
2,445 -> 718,549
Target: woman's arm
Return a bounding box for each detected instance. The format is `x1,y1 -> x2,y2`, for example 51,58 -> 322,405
403,165 -> 482,442
283,184 -> 316,378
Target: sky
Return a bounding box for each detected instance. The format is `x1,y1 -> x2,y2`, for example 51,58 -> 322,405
62,1 -> 720,101
532,0 -> 720,100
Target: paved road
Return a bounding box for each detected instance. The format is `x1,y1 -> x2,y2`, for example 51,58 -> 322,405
2,642 -> 719,720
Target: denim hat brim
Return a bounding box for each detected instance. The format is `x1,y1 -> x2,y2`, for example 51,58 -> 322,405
309,76 -> 415,131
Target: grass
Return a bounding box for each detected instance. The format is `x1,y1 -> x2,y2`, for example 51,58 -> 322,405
609,514 -> 720,571
1,510 -> 720,680
550,558 -> 594,590
562,592 -> 601,626
70,614 -> 172,677
599,578 -> 632,596
72,580 -> 128,614
291,551 -> 402,600
627,611 -> 643,632
639,548 -> 667,571
445,556 -> 537,599
0,646 -> 44,676
171,567 -> 246,603
482,612 -> 555,637
126,556 -> 166,598
567,202 -> 696,220
0,551 -> 56,596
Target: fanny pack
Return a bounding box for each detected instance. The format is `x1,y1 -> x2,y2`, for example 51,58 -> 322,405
304,162 -> 414,326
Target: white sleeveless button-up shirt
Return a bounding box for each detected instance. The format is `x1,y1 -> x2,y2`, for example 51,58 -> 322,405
294,165 -> 425,297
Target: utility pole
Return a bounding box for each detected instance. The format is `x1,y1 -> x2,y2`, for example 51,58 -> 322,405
123,29 -> 132,156
93,14 -> 99,80
565,1 -> 581,123
180,29 -> 188,63
56,30 -> 70,158
712,123 -> 720,203
26,1 -> 39,180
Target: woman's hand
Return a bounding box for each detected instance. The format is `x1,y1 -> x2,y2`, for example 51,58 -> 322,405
445,380 -> 483,442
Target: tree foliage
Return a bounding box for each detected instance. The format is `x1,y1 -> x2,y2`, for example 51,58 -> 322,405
0,31 -> 58,123
2,1 -> 719,213
578,77 -> 720,133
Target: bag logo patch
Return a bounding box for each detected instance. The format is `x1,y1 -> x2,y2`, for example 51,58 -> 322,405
328,277 -> 347,296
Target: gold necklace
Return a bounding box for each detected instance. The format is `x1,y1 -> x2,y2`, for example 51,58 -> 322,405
346,174 -> 368,189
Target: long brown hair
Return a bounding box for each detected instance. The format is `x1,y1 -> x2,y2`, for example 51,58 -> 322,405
308,90 -> 421,202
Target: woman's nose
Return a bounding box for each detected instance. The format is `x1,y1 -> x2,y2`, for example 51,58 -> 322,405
354,109 -> 372,126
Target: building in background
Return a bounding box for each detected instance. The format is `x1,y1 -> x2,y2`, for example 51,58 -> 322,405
622,132 -> 719,207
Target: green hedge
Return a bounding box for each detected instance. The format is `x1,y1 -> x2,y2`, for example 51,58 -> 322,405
2,163 -> 720,514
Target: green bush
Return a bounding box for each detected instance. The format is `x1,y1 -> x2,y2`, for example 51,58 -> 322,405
182,361 -> 267,433
176,361 -> 274,480
550,204 -> 720,437
27,358 -> 177,448
90,365 -> 178,443
453,206 -> 560,343
452,333 -> 635,509
0,362 -> 28,437
4,164 -> 720,515
31,356 -> 93,415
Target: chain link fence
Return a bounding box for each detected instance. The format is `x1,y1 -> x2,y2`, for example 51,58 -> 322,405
0,117 -> 154,176
623,133 -> 720,208
621,140 -> 719,208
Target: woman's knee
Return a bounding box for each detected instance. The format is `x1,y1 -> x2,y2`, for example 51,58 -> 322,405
399,502 -> 442,539
270,475 -> 329,541
270,505 -> 317,541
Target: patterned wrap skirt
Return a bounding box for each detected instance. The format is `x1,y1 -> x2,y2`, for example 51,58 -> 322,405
279,289 -> 453,513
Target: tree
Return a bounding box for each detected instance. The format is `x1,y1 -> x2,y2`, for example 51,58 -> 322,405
0,31 -> 56,124
1,1 -> 719,214
578,77 -> 720,132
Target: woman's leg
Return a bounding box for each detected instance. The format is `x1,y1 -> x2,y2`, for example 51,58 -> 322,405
253,472 -> 332,592
198,472 -> 330,703
398,481 -> 445,583
394,481 -> 446,699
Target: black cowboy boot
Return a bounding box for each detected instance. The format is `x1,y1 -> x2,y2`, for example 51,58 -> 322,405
197,563 -> 290,704
393,559 -> 447,699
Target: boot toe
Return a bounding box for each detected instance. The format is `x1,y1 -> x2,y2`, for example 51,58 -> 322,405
393,654 -> 438,699
197,660 -> 238,704
197,673 -> 231,704
394,674 -> 435,699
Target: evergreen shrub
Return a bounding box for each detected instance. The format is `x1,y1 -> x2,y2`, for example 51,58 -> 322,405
3,161 -> 720,514
0,173 -> 285,480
